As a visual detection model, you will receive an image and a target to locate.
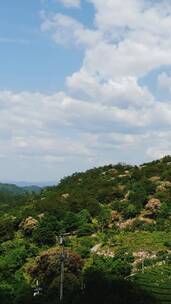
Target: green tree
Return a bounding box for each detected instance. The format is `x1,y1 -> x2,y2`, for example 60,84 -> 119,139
123,204 -> 138,219
97,206 -> 111,232
27,248 -> 84,303
128,183 -> 147,211
33,215 -> 62,246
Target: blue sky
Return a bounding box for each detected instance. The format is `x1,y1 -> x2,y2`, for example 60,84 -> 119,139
0,0 -> 87,93
1,0 -> 171,183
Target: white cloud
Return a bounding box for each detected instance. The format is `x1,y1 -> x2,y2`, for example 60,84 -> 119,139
41,13 -> 102,47
82,40 -> 171,80
39,1 -> 171,172
1,87 -> 171,181
91,0 -> 171,42
41,0 -> 171,92
83,0 -> 171,81
2,1 -> 171,181
67,69 -> 154,107
147,143 -> 171,160
58,0 -> 80,8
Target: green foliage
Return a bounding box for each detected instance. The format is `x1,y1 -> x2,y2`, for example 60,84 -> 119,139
0,217 -> 16,243
128,182 -> 147,210
0,183 -> 41,196
74,237 -> 95,258
77,209 -> 91,226
77,223 -> 94,237
2,157 -> 171,303
33,214 -> 62,245
123,204 -> 138,219
27,247 -> 84,303
84,254 -> 132,279
97,206 -> 111,231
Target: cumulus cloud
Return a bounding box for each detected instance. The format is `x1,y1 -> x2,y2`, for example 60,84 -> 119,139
2,0 -> 171,181
0,87 -> 171,168
67,70 -> 154,107
42,0 -> 171,76
41,13 -> 102,47
91,0 -> 171,36
39,1 -> 171,169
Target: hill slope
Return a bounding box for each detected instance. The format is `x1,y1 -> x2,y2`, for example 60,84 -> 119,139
1,156 -> 171,303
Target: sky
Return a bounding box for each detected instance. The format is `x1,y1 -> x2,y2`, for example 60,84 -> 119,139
1,0 -> 171,183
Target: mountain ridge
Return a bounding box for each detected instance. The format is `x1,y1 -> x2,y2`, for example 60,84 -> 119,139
0,182 -> 42,195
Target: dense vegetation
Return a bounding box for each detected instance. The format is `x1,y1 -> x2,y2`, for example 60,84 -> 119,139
1,156 -> 171,303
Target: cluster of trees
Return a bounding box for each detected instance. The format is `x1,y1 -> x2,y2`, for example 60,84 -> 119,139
0,242 -> 158,304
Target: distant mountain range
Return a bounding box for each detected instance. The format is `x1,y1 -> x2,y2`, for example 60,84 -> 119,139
0,180 -> 58,195
0,180 -> 57,187
14,181 -> 57,187
0,183 -> 42,195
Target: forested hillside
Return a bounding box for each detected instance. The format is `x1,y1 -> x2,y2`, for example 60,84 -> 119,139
0,183 -> 41,196
2,156 -> 171,303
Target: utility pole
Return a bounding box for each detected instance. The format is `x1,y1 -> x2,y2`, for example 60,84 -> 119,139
142,258 -> 145,274
59,235 -> 65,302
33,280 -> 42,297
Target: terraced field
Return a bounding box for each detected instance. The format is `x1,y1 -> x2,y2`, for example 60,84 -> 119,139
132,264 -> 171,303
114,231 -> 171,251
